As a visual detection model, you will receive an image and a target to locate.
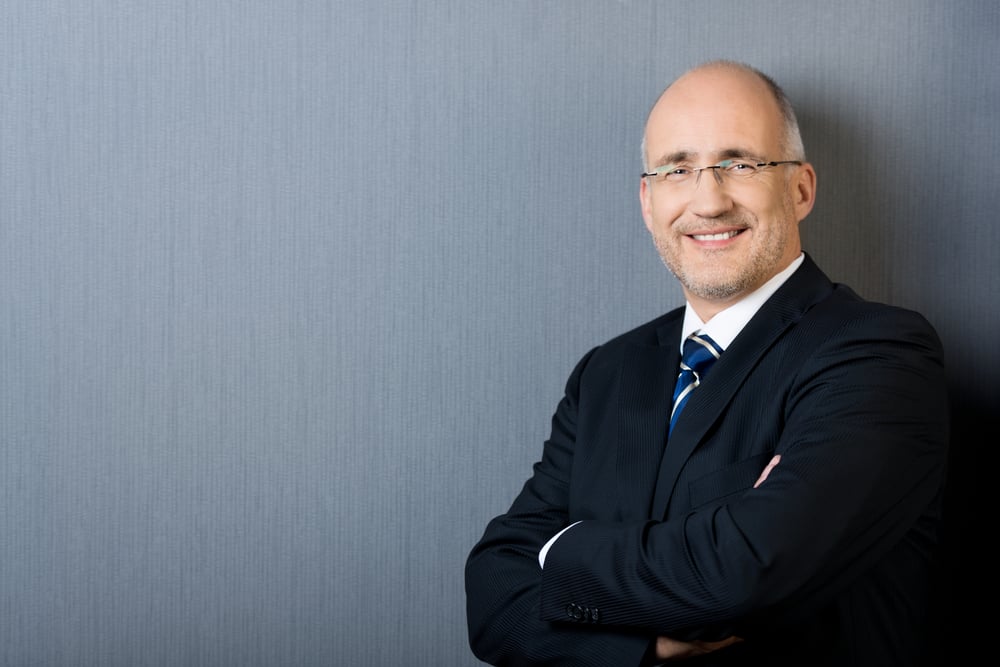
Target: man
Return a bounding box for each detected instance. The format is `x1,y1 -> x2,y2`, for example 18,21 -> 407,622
465,60 -> 949,665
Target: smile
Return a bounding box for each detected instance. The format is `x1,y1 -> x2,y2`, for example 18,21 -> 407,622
691,230 -> 742,241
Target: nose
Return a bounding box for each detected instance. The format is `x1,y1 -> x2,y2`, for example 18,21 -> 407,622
687,167 -> 734,218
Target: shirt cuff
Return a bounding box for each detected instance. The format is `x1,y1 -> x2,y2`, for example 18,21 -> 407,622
538,520 -> 582,568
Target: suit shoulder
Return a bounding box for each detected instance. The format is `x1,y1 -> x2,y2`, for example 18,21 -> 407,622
807,283 -> 943,348
598,308 -> 683,349
563,308 -> 682,382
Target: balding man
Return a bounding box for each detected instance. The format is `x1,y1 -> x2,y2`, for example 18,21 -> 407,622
466,61 -> 949,666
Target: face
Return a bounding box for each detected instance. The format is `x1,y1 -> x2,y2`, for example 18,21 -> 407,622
640,66 -> 816,320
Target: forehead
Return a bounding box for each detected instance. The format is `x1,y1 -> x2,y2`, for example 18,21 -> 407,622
644,68 -> 784,164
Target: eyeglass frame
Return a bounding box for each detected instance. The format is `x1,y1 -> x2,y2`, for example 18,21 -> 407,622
641,158 -> 803,186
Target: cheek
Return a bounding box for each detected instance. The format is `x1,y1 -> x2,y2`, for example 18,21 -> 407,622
644,200 -> 684,232
754,188 -> 792,216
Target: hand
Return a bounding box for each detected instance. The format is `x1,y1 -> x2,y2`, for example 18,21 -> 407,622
754,454 -> 780,488
650,455 -> 776,661
654,635 -> 743,660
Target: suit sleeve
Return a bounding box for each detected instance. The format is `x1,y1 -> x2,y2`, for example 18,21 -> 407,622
464,347 -> 654,666
538,307 -> 949,637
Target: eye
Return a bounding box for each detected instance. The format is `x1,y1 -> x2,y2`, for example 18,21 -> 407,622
721,159 -> 759,176
662,165 -> 693,181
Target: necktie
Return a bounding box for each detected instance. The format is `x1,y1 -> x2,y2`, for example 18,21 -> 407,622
669,332 -> 723,435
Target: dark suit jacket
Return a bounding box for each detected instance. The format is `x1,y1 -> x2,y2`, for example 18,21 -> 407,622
466,254 -> 949,666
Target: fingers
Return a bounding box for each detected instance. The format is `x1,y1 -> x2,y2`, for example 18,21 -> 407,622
655,635 -> 743,660
754,454 -> 781,488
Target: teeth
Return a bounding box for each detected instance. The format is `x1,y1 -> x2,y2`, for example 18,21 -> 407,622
692,230 -> 740,241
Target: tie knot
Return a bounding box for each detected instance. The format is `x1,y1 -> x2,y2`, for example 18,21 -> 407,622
681,333 -> 722,375
669,332 -> 723,436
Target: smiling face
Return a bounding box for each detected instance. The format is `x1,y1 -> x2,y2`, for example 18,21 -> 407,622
640,64 -> 816,321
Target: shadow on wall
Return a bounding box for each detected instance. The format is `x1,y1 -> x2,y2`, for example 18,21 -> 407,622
794,98 -> 988,667
924,383 -> 990,667
794,104 -> 886,297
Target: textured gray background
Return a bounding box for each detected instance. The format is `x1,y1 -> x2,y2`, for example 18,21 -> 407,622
1,1 -> 995,665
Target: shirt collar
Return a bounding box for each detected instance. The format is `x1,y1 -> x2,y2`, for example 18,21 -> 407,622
680,253 -> 805,353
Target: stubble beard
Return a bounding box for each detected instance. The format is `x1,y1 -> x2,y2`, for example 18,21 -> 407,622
652,198 -> 795,302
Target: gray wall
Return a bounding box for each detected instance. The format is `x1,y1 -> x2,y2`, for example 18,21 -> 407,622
1,1 -> 994,665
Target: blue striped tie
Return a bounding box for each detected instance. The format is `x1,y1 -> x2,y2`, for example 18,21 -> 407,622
669,332 -> 723,436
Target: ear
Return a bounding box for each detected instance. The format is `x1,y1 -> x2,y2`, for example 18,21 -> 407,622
791,162 -> 817,221
639,176 -> 655,232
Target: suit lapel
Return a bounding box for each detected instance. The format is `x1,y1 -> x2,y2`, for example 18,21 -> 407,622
649,255 -> 835,518
615,316 -> 682,518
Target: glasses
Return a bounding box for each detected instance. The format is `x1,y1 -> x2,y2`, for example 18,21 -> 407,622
641,158 -> 802,188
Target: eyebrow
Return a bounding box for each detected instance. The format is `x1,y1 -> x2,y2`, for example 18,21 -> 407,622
651,147 -> 761,167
